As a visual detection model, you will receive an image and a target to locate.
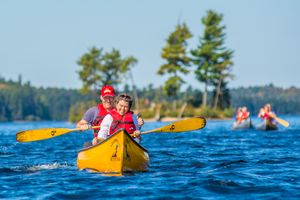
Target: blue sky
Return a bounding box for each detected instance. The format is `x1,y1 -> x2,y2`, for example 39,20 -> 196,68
0,0 -> 299,90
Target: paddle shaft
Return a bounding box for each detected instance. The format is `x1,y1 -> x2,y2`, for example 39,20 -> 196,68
16,125 -> 101,142
274,117 -> 289,127
265,112 -> 289,128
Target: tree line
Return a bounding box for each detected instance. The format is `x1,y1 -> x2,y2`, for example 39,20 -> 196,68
231,84 -> 300,115
0,76 -> 93,121
0,77 -> 299,122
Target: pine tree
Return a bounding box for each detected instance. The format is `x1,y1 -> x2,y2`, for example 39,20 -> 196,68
191,10 -> 234,109
157,23 -> 192,108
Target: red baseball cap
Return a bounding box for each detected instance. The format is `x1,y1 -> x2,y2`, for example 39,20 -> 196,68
101,85 -> 115,97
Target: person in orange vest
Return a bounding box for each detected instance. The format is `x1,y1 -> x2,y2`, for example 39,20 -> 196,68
234,106 -> 250,127
235,107 -> 242,121
96,93 -> 142,144
76,86 -> 143,145
258,103 -> 276,124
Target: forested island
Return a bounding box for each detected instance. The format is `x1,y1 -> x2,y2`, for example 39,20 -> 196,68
0,77 -> 299,122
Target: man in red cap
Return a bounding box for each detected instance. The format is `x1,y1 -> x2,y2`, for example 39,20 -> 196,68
76,85 -> 144,145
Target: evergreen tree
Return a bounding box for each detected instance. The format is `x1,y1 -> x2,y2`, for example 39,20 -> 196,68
0,93 -> 10,121
212,49 -> 234,109
212,81 -> 231,109
157,23 -> 192,108
191,10 -> 234,109
77,47 -> 103,94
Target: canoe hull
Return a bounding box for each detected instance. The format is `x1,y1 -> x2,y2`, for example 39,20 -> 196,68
77,129 -> 149,175
233,118 -> 252,130
256,119 -> 278,131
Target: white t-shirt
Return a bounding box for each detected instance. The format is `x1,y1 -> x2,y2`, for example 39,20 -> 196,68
97,113 -> 139,140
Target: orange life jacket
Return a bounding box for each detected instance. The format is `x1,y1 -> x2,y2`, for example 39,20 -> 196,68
236,111 -> 249,121
109,110 -> 137,135
241,111 -> 249,120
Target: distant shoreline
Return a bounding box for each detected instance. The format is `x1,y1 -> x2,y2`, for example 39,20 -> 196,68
144,116 -> 232,122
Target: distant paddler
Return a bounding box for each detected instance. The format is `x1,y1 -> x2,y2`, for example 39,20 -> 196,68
257,103 -> 289,129
258,104 -> 275,120
257,104 -> 277,130
233,106 -> 252,130
259,103 -> 276,121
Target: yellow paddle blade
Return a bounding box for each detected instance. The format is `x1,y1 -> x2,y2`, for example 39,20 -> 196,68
274,117 -> 289,127
142,117 -> 206,134
16,128 -> 79,142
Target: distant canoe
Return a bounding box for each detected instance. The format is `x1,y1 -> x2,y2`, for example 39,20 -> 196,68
232,118 -> 252,130
256,119 -> 278,131
77,129 -> 149,176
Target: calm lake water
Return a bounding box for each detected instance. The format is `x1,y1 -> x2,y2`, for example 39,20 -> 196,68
1,116 -> 300,199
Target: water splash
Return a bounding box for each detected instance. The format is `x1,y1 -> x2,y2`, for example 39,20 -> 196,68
25,162 -> 70,171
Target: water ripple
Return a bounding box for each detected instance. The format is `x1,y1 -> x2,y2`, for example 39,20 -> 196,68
1,119 -> 300,199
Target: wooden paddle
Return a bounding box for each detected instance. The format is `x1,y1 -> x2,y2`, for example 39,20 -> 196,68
141,117 -> 206,134
16,126 -> 100,143
274,117 -> 289,127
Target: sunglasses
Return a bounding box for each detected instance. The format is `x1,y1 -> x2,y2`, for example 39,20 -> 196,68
119,94 -> 131,100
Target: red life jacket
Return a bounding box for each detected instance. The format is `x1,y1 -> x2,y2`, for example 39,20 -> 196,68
109,110 -> 137,135
262,112 -> 272,120
92,104 -> 109,137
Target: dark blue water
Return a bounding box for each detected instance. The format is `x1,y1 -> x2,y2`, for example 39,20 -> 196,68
1,117 -> 300,199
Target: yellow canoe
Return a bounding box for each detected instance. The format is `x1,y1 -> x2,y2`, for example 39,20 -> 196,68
77,129 -> 149,175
